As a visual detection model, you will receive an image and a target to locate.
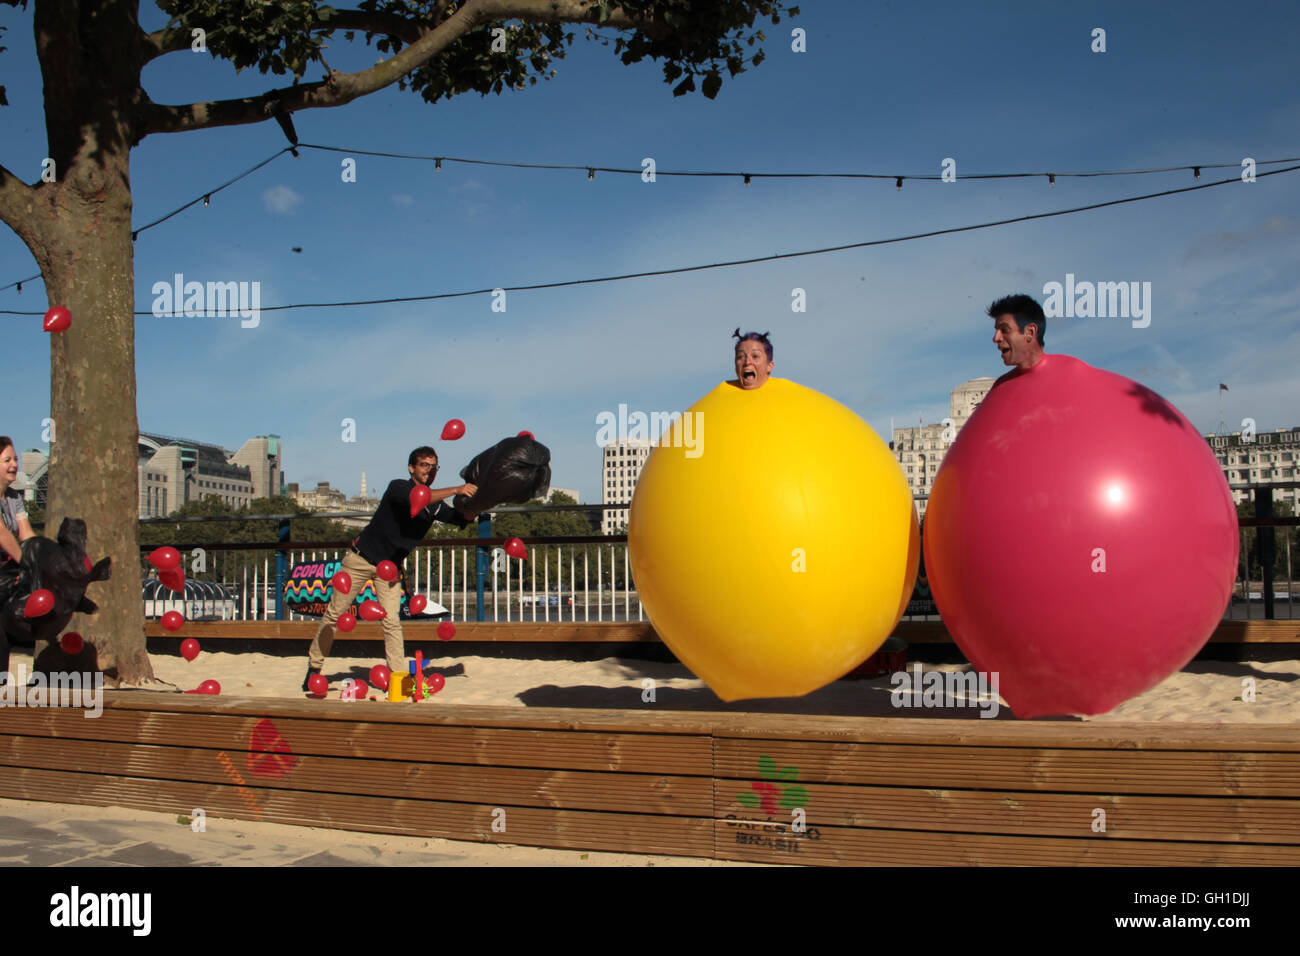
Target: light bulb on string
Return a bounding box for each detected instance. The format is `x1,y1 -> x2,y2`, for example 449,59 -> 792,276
203,194 -> 210,207
895,177 -> 903,191
1048,174 -> 1056,187
587,168 -> 595,181
1193,167 -> 1201,181
435,158 -> 442,171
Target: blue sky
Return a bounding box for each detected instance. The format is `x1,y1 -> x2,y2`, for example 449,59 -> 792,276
2,0 -> 1298,502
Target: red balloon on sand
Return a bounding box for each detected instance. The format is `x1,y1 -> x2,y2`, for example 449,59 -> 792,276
160,610 -> 185,632
307,673 -> 328,697
336,611 -> 357,633
437,621 -> 456,641
425,672 -> 446,694
24,589 -> 54,618
409,594 -> 427,615
180,638 -> 201,661
358,600 -> 386,621
330,570 -> 352,594
148,546 -> 181,571
43,307 -> 71,333
61,632 -> 84,655
198,679 -> 221,696
160,566 -> 186,593
376,560 -> 399,583
369,664 -> 391,690
441,419 -> 465,441
504,537 -> 527,560
409,483 -> 431,516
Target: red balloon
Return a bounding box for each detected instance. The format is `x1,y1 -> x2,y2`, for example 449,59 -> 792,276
330,570 -> 352,594
409,594 -> 428,615
198,679 -> 221,696
83,556 -> 93,574
504,537 -> 527,560
437,621 -> 456,641
409,483 -> 431,516
148,546 -> 181,571
42,307 -> 71,333
160,566 -> 186,593
368,664 -> 391,691
24,589 -> 54,618
307,673 -> 328,697
61,632 -> 84,655
375,560 -> 399,583
160,610 -> 185,632
358,600 -> 386,621
923,354 -> 1238,718
336,612 -> 357,633
352,679 -> 369,700
441,419 -> 465,441
517,430 -> 534,440
425,672 -> 446,694
180,638 -> 201,661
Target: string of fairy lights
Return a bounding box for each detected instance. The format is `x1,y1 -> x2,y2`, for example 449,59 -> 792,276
1,144 -> 1297,313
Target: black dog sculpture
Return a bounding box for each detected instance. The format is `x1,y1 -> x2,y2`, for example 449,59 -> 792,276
0,518 -> 112,647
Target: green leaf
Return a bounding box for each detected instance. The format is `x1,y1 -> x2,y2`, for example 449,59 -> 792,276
736,792 -> 759,808
758,754 -> 777,778
779,786 -> 808,809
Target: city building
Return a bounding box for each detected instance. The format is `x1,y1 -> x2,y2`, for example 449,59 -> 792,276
892,377 -> 995,519
287,472 -> 380,530
1206,427 -> 1300,512
601,440 -> 652,535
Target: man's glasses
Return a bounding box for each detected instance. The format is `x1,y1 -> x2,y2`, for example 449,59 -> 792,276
416,461 -> 439,472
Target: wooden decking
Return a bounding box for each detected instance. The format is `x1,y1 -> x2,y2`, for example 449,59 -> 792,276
1,695 -> 1296,865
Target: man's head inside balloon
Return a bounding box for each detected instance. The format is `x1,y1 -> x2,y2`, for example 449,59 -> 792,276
408,446 -> 439,485
733,328 -> 774,389
988,294 -> 1046,371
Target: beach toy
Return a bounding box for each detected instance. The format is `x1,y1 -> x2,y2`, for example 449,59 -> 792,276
437,621 -> 455,641
24,589 -> 54,618
43,306 -> 71,333
307,673 -> 328,697
441,419 -> 466,441
411,656 -> 423,701
923,354 -> 1238,718
180,638 -> 201,661
60,632 -> 84,654
504,537 -> 527,560
198,679 -> 221,695
358,600 -> 385,621
148,546 -> 181,571
369,664 -> 391,690
629,377 -> 918,701
409,594 -> 428,615
160,610 -> 185,632
336,611 -> 357,632
330,570 -> 352,594
159,566 -> 186,592
409,483 -> 431,516
376,560 -> 399,583
387,674 -> 409,702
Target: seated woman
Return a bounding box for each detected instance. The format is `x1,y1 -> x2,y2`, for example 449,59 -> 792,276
0,436 -> 35,679
729,328 -> 774,389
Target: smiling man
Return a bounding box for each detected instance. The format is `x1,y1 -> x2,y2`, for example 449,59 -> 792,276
989,294 -> 1047,382
731,329 -> 775,389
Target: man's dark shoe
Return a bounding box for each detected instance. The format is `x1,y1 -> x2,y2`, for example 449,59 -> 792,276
302,666 -> 321,692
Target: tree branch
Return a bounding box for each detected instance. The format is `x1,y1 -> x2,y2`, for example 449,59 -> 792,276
139,0 -> 661,136
0,162 -> 43,244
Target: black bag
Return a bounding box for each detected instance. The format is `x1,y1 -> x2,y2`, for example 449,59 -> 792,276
453,436 -> 551,514
0,517 -> 111,647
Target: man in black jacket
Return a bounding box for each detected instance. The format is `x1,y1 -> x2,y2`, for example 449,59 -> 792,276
302,446 -> 476,691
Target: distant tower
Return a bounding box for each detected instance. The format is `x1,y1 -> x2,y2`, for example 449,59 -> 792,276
360,471 -> 367,498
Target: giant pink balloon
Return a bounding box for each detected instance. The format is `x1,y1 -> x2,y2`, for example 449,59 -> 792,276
923,354 -> 1238,718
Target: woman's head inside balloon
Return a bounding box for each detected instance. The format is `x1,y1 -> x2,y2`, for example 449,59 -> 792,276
732,328 -> 774,389
988,293 -> 1046,372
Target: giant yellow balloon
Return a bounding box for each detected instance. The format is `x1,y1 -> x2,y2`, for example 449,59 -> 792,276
629,377 -> 919,701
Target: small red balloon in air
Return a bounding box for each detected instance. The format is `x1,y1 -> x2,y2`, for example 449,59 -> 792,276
160,566 -> 186,593
369,664 -> 391,690
336,611 -> 357,633
330,570 -> 352,594
437,621 -> 456,641
504,537 -> 527,560
42,307 -> 71,333
61,632 -> 84,655
148,546 -> 181,571
517,430 -> 534,439
409,483 -> 431,516
24,589 -> 54,618
409,594 -> 428,615
198,679 -> 221,696
425,672 -> 446,694
307,673 -> 328,697
160,610 -> 185,632
376,560 -> 399,583
441,419 -> 465,441
180,638 -> 201,661
358,600 -> 386,621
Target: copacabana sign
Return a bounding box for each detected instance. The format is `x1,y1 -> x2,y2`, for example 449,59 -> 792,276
283,559 -> 410,617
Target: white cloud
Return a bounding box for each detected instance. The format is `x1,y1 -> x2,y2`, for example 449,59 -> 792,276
391,193 -> 414,207
262,185 -> 303,215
